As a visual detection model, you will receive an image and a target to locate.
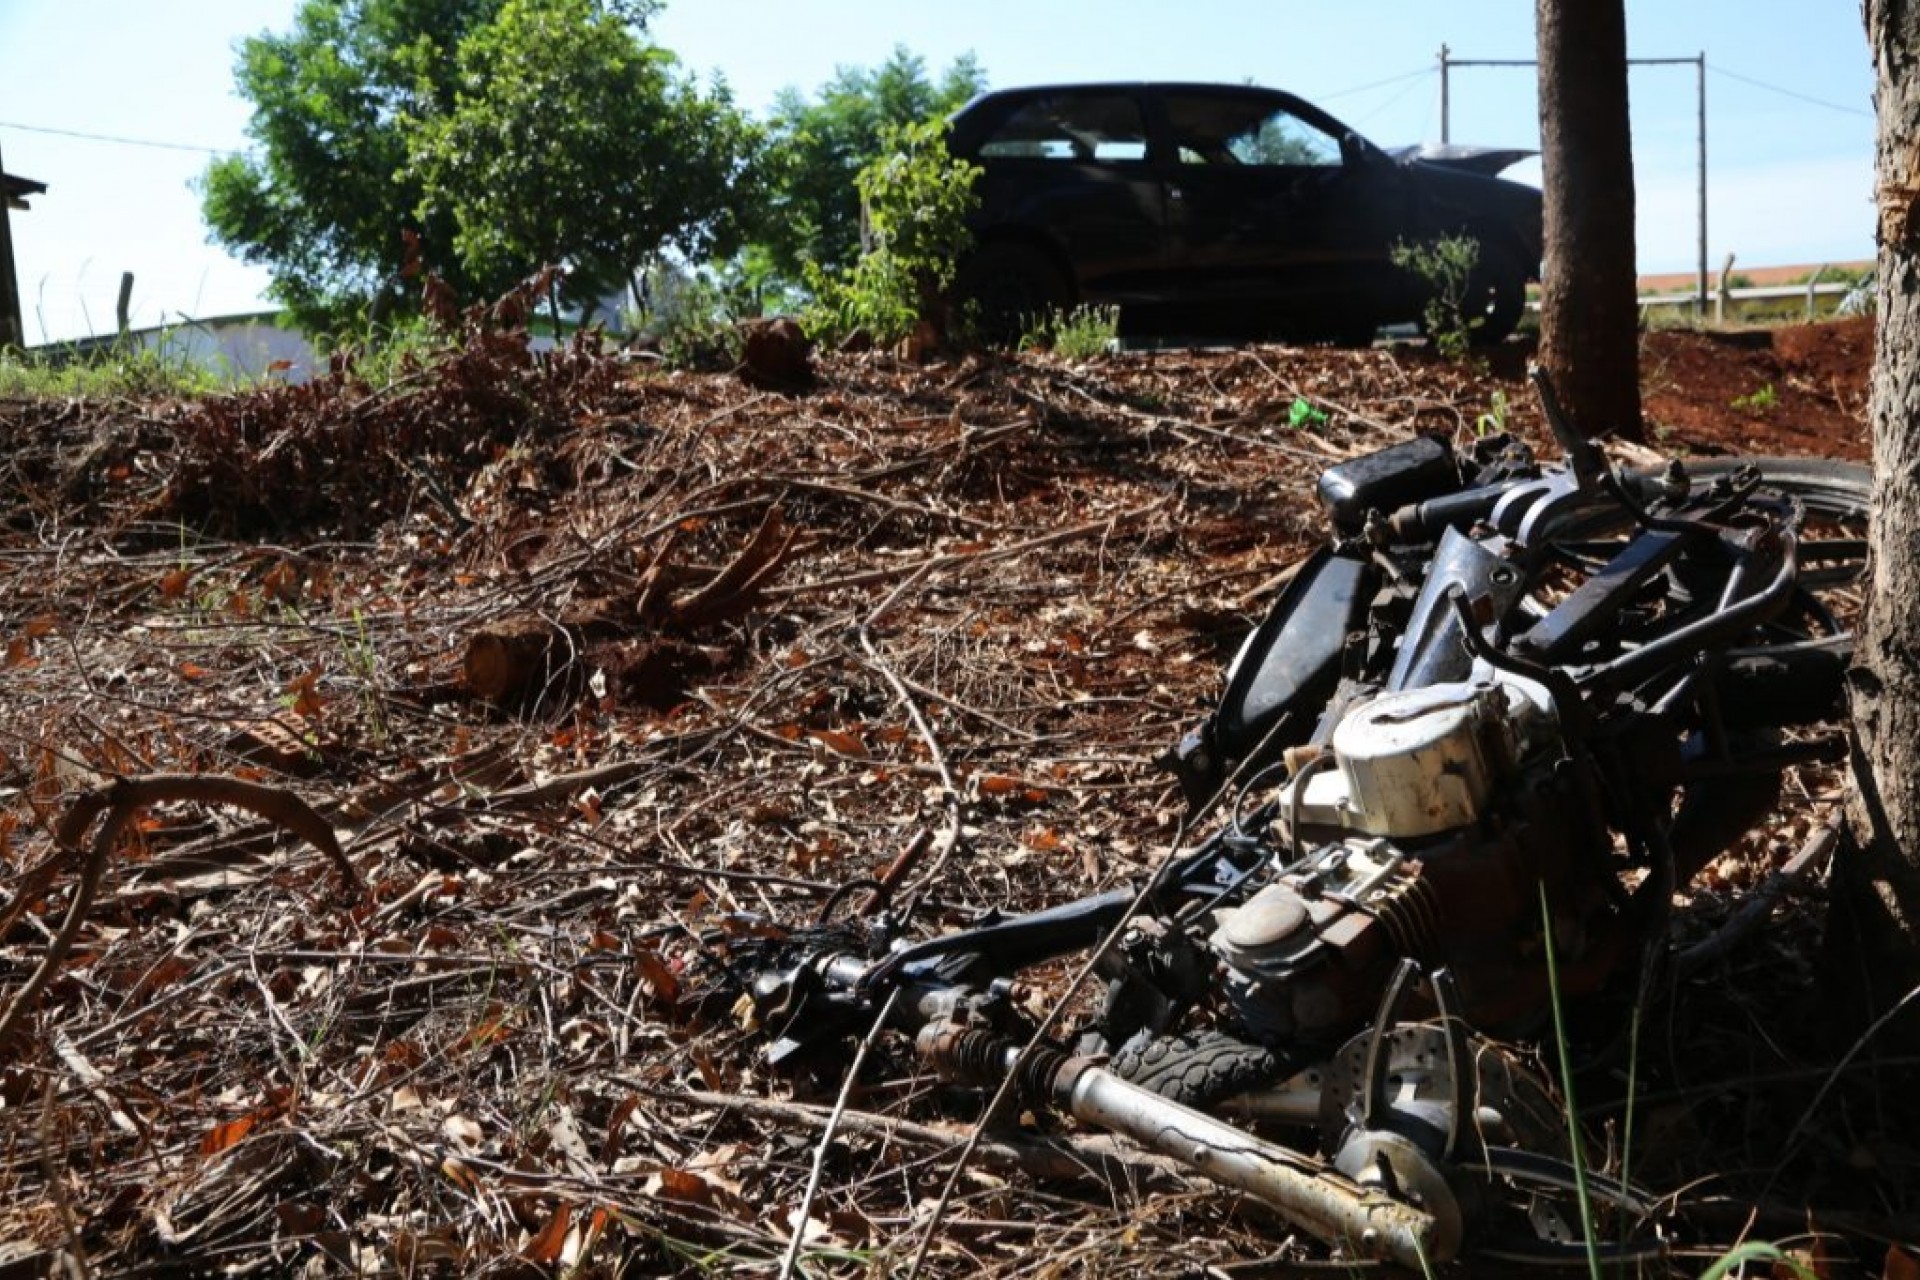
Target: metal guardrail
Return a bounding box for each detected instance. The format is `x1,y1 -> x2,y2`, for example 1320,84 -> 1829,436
1638,280 -> 1856,320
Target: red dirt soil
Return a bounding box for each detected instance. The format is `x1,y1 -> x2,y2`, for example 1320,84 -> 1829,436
1636,315 -> 1872,459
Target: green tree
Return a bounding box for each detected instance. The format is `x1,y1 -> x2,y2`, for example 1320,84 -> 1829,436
801,118 -> 980,344
757,47 -> 986,290
200,0 -> 522,330
408,0 -> 757,325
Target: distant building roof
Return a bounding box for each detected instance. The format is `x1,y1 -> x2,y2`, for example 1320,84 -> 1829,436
3,171 -> 47,211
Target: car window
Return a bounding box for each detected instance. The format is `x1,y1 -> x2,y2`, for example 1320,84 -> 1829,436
1164,94 -> 1342,168
977,93 -> 1149,164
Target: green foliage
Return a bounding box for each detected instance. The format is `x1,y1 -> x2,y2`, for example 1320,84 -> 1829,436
409,0 -> 758,320
200,0 -> 525,331
203,0 -> 751,335
1538,885 -> 1603,1280
0,338 -> 232,399
318,315 -> 456,389
1232,117 -> 1335,166
755,47 -> 986,290
1286,397 -> 1331,430
800,119 -> 981,346
653,273 -> 744,371
1731,382 -> 1778,413
1390,234 -> 1483,361
1698,1242 -> 1818,1280
801,254 -> 919,347
1476,388 -> 1510,438
1020,305 -> 1120,359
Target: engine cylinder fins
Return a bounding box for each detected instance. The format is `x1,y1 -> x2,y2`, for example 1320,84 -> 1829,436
1368,869 -> 1444,958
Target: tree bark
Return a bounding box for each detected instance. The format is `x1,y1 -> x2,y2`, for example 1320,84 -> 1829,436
1834,0 -> 1920,1040
1534,0 -> 1644,441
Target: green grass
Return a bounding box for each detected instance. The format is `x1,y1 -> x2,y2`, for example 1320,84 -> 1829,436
0,339 -> 234,399
1021,304 -> 1121,359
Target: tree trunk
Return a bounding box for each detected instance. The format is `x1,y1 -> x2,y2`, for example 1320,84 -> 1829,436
1534,0 -> 1644,441
1833,0 -> 1920,1041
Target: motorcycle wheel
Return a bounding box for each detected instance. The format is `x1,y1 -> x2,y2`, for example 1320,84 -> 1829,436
1109,1030 -> 1279,1109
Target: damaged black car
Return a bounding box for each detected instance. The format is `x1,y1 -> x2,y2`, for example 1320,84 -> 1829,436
947,81 -> 1544,344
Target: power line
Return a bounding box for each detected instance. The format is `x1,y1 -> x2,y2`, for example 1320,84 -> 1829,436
1353,71 -> 1438,129
1707,64 -> 1872,119
1318,66 -> 1433,102
0,119 -> 235,156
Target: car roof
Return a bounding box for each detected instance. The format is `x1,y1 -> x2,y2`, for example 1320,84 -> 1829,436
958,81 -> 1313,107
950,82 -> 1344,152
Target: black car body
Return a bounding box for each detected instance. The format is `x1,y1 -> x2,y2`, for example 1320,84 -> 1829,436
946,82 -> 1544,343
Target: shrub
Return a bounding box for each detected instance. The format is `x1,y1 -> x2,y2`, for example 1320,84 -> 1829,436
801,118 -> 980,347
1390,234 -> 1483,361
653,273 -> 745,371
1020,304 -> 1120,359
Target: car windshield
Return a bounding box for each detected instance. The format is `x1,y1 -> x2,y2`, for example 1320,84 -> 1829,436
1164,93 -> 1342,167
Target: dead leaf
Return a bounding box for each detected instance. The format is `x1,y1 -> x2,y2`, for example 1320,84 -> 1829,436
807,727 -> 867,758
602,1096 -> 641,1164
457,1004 -> 515,1055
633,949 -> 679,1003
442,1113 -> 484,1148
4,638 -> 36,670
24,616 -> 55,638
178,661 -> 213,681
521,1201 -> 573,1264
160,568 -> 191,600
1886,1244 -> 1920,1280
199,1111 -> 258,1156
286,670 -> 325,720
393,1229 -> 466,1267
649,1167 -> 720,1208
439,1157 -> 483,1192
261,561 -> 300,604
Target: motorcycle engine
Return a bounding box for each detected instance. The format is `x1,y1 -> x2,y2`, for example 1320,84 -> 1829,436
1210,663 -> 1590,1044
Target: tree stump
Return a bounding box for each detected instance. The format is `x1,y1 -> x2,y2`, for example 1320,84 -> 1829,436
463,616 -> 582,708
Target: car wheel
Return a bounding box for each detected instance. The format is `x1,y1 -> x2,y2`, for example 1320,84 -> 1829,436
956,242 -> 1072,343
1465,246 -> 1527,346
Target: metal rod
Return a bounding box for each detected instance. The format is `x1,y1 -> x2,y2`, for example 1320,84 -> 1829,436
1697,53 -> 1710,315
1061,1064 -> 1443,1267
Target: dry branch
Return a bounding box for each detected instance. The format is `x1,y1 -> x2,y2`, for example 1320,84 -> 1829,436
0,774 -> 359,1045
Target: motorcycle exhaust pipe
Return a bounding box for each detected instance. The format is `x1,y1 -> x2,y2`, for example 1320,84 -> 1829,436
917,1025 -> 1443,1268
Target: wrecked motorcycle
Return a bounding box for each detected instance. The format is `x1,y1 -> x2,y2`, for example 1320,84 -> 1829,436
693,376 -> 1871,1266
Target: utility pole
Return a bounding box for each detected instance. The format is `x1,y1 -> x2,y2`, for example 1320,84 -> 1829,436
1438,49 -> 1709,312
0,139 -> 25,350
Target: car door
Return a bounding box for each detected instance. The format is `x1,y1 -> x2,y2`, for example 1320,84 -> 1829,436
966,89 -> 1168,302
1156,88 -> 1406,320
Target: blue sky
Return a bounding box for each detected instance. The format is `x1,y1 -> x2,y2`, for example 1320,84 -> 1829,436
0,0 -> 1876,343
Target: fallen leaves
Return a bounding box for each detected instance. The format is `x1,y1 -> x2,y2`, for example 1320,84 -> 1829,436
0,322 -> 1893,1275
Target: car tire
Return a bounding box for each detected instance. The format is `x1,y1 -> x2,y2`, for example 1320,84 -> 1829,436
956,241 -> 1073,343
1465,245 -> 1527,346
